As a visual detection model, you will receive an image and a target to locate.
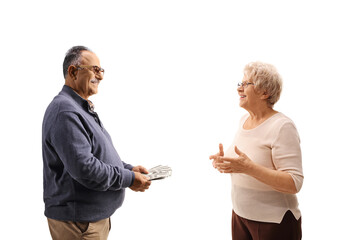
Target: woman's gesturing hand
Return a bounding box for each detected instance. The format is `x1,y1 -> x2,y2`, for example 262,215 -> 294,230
211,146 -> 253,174
209,143 -> 224,169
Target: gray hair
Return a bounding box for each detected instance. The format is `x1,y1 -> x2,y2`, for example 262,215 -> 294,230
63,46 -> 91,78
244,61 -> 283,108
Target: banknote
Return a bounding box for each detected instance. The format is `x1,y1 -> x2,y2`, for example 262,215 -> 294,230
143,165 -> 172,180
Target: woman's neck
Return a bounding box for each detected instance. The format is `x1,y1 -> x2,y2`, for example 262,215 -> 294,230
243,107 -> 278,130
248,107 -> 277,121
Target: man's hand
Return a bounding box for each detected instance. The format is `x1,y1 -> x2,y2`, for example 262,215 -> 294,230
130,172 -> 151,192
132,165 -> 149,174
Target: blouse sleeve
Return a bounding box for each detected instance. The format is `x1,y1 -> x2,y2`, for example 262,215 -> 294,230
271,122 -> 304,192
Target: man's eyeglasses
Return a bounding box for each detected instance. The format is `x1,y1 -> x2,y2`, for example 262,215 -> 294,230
76,65 -> 105,76
237,82 -> 255,88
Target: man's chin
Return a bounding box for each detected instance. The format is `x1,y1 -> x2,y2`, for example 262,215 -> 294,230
89,88 -> 98,96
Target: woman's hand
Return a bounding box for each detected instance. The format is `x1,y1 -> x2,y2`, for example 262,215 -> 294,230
209,143 -> 224,169
211,145 -> 298,194
212,146 -> 253,174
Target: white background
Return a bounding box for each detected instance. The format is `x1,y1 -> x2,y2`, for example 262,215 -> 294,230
1,0 -> 359,239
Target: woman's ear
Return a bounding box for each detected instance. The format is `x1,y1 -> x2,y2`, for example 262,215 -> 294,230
261,91 -> 270,100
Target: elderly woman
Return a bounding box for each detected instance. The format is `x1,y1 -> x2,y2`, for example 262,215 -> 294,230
209,62 -> 303,240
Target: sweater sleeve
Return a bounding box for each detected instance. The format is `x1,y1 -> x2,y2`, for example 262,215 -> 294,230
271,122 -> 304,192
50,111 -> 135,191
122,162 -> 134,171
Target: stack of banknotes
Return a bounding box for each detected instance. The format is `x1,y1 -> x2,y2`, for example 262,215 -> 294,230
143,165 -> 172,180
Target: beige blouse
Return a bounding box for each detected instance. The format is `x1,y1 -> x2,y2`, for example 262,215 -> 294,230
226,112 -> 303,223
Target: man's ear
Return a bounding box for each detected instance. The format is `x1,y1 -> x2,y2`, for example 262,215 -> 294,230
68,65 -> 78,80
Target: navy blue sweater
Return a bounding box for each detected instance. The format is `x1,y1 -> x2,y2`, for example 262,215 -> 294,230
42,85 -> 135,222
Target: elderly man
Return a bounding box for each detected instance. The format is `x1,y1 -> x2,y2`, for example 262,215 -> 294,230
42,46 -> 151,240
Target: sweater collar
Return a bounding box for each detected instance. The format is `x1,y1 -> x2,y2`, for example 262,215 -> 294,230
60,85 -> 95,113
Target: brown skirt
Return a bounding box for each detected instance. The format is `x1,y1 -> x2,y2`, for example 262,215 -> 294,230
232,210 -> 302,240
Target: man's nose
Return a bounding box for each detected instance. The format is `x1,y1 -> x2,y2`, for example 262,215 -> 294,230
96,73 -> 103,80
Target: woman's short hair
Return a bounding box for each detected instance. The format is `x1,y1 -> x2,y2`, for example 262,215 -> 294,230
244,61 -> 283,108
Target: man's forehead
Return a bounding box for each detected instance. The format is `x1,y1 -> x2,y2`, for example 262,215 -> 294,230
81,50 -> 100,65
